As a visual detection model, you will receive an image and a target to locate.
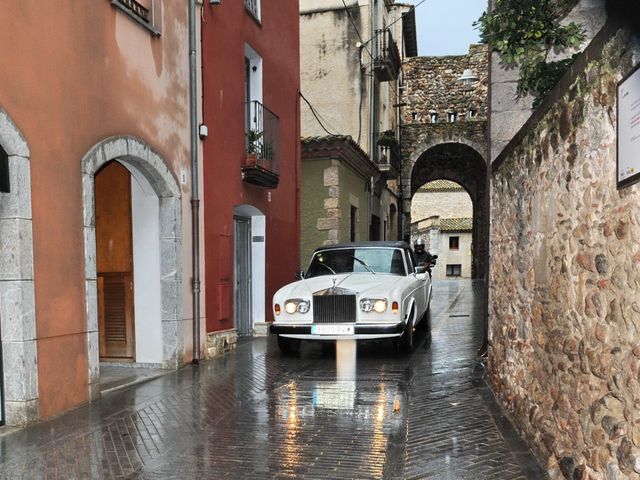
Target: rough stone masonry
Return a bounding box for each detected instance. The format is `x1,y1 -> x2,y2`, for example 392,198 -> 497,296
489,23 -> 640,480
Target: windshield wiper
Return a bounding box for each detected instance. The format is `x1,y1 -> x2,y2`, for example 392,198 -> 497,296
353,256 -> 376,274
317,262 -> 337,275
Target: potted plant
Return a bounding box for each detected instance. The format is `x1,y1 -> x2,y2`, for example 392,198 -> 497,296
376,130 -> 398,149
245,129 -> 263,166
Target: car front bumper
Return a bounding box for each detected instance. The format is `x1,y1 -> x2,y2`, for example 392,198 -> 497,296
269,322 -> 405,341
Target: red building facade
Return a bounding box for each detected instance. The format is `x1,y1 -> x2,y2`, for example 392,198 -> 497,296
201,0 -> 301,353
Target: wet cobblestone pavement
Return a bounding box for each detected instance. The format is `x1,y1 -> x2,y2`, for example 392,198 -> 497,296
0,280 -> 545,479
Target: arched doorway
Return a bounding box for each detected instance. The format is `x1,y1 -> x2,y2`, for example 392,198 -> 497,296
232,205 -> 266,336
406,142 -> 487,279
0,108 -> 38,425
81,136 -> 182,400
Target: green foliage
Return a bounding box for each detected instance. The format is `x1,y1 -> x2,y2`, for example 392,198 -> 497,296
475,0 -> 585,106
376,130 -> 398,148
246,129 -> 263,155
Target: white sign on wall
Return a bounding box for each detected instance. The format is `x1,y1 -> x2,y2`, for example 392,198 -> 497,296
618,63 -> 640,189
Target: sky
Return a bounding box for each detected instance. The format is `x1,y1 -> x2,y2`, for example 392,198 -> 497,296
403,0 -> 488,56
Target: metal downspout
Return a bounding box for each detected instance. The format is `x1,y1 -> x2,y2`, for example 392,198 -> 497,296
369,0 -> 377,239
189,0 -> 201,364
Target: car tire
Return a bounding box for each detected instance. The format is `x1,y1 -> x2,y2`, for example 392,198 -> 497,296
398,314 -> 414,354
277,335 -> 301,355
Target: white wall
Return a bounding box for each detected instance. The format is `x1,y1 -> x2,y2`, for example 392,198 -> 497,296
251,215 -> 266,327
433,231 -> 473,280
130,169 -> 163,364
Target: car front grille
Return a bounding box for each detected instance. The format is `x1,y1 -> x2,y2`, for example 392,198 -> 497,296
313,295 -> 356,323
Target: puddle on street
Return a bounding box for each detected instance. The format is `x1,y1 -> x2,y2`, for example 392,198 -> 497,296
335,339 -> 356,380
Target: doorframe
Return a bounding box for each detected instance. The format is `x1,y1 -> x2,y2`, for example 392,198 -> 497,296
81,136 -> 182,401
0,108 -> 38,425
232,205 -> 267,335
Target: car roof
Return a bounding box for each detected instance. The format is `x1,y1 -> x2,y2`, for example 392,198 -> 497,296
312,241 -> 410,254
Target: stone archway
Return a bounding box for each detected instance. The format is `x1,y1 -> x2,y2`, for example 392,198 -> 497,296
80,136 -> 182,400
404,142 -> 488,279
0,108 -> 38,425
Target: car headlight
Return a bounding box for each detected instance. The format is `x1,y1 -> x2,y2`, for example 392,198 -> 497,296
284,299 -> 310,314
359,298 -> 387,313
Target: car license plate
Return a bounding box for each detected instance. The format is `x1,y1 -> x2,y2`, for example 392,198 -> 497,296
311,324 -> 354,335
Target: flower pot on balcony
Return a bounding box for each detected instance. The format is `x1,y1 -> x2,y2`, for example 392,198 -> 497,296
246,153 -> 258,167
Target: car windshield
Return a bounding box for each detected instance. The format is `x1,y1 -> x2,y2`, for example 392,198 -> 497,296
305,248 -> 406,278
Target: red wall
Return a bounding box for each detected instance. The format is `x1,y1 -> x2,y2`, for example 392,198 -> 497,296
201,2 -> 301,333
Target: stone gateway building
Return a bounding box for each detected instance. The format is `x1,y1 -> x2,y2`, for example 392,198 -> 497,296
401,44 -> 489,279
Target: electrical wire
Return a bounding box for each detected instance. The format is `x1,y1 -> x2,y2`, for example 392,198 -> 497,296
363,0 -> 427,46
299,92 -> 340,137
341,0 -> 373,59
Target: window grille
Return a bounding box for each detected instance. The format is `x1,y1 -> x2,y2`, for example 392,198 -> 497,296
245,0 -> 260,20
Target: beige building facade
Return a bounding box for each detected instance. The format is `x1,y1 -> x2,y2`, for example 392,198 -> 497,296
300,0 -> 417,244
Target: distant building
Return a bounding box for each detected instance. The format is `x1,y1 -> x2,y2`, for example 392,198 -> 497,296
411,180 -> 473,279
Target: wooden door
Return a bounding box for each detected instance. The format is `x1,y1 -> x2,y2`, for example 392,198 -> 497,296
95,162 -> 135,360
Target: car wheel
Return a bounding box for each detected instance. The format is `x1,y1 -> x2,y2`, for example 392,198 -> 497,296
398,317 -> 414,354
277,335 -> 301,355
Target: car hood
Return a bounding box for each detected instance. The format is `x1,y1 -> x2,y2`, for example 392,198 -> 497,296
276,273 -> 406,299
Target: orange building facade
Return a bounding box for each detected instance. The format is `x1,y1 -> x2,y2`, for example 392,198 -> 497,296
0,1 -> 198,425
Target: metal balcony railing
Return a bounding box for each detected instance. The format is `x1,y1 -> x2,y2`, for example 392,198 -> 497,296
243,100 -> 280,188
114,0 -> 150,23
378,144 -> 401,179
373,28 -> 401,82
244,0 -> 259,20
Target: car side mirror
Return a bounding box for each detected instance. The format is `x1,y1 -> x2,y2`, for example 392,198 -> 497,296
414,266 -> 427,274
295,270 -> 305,280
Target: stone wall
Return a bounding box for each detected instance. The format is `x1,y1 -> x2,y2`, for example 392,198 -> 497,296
489,22 -> 640,479
402,44 -> 488,125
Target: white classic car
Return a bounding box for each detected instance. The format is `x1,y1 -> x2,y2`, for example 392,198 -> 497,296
271,241 -> 433,354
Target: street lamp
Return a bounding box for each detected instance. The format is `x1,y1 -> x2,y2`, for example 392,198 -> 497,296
457,68 -> 478,85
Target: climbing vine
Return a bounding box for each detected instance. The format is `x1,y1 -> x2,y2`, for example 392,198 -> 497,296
475,0 -> 585,106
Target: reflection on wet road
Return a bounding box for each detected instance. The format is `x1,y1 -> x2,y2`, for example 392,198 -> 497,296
0,279 -> 544,479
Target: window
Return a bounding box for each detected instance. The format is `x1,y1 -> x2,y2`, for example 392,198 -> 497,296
244,44 -> 263,148
467,109 -> 476,119
429,111 -> 438,123
350,206 -> 358,242
0,145 -> 9,193
245,0 -> 261,21
446,264 -> 462,277
449,236 -> 459,250
111,0 -> 162,36
448,111 -> 457,123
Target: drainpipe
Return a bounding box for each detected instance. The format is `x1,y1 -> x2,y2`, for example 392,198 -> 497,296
369,0 -> 377,239
189,0 -> 201,364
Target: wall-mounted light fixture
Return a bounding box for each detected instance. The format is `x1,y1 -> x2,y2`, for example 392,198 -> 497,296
457,68 -> 478,85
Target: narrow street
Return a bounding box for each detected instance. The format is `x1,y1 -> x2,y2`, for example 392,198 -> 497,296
0,280 -> 544,479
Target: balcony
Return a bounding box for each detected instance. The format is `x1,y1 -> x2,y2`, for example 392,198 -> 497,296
373,28 -> 401,82
243,100 -> 280,188
378,144 -> 401,179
